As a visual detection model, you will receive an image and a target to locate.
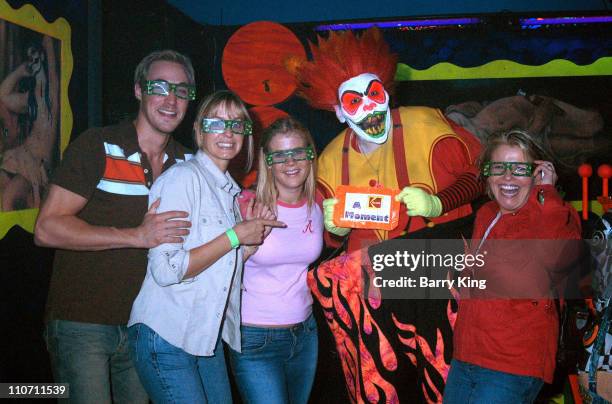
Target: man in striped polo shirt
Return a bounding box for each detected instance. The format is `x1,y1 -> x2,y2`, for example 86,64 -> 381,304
34,50 -> 196,403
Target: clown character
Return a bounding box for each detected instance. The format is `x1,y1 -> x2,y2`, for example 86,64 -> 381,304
291,28 -> 483,403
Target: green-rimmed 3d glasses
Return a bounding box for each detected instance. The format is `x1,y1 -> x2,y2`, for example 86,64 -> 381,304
201,118 -> 253,136
141,79 -> 196,101
483,161 -> 534,177
265,146 -> 315,166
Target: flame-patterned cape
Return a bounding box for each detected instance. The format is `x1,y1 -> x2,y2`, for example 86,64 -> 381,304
308,245 -> 458,404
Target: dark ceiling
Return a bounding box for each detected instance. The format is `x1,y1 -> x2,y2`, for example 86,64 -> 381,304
167,0 -> 609,26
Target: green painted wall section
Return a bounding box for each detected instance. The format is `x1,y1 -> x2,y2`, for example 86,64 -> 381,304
396,57 -> 612,81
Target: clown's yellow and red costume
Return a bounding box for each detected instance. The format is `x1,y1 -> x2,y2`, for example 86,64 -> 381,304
293,29 -> 483,403
317,105 -> 480,251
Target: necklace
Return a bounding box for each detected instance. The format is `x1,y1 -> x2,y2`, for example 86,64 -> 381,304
476,211 -> 501,254
358,138 -> 382,187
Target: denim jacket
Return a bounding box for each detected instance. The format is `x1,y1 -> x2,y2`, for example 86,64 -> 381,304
129,150 -> 243,356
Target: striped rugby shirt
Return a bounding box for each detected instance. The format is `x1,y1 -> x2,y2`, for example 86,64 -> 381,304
45,121 -> 193,325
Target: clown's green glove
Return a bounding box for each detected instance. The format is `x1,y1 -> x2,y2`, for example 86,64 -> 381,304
395,187 -> 443,217
323,198 -> 350,236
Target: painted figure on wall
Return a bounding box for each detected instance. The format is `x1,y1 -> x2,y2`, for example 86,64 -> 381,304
0,29 -> 59,211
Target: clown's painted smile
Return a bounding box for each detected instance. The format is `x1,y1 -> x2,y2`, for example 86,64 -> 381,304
355,110 -> 387,138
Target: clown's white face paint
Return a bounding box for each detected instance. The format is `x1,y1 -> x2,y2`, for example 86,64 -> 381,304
335,73 -> 391,145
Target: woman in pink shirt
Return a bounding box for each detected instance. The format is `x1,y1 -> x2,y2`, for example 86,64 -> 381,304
230,117 -> 324,404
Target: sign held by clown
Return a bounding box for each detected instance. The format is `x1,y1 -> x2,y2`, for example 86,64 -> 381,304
333,184 -> 400,230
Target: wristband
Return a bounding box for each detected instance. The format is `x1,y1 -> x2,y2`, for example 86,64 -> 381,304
225,228 -> 240,249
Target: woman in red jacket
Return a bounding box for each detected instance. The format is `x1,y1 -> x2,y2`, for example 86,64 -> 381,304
444,129 -> 582,403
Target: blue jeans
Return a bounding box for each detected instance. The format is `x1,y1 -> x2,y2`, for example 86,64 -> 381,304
444,359 -> 544,404
228,314 -> 318,404
128,323 -> 231,404
44,319 -> 148,404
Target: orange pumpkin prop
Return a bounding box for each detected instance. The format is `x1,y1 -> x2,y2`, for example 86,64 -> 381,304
222,21 -> 306,106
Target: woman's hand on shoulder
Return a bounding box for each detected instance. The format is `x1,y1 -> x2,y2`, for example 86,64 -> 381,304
257,202 -> 275,220
255,202 -> 277,238
244,198 -> 277,238
243,198 -> 275,219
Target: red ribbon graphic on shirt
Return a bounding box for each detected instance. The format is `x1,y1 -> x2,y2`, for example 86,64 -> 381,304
303,219 -> 313,233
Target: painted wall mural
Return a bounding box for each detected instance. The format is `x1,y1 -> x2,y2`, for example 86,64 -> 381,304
0,0 -> 72,238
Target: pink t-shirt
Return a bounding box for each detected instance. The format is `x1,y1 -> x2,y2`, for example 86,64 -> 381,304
238,192 -> 324,325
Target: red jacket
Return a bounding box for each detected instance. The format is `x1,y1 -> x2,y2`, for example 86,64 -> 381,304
453,184 -> 581,383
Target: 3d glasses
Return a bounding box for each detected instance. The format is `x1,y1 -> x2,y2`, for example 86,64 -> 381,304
201,118 -> 253,136
265,146 -> 314,166
141,79 -> 196,101
483,161 -> 534,177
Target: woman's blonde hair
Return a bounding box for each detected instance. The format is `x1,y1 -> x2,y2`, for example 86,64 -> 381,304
256,117 -> 317,214
193,90 -> 253,172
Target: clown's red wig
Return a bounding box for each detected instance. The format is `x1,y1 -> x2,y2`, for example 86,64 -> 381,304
293,28 -> 397,112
